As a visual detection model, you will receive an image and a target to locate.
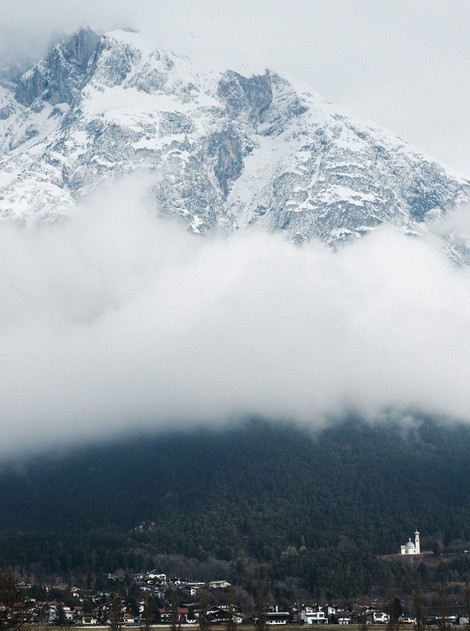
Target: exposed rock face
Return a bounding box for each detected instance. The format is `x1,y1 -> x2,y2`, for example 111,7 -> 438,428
15,29 -> 101,106
0,28 -> 468,242
209,127 -> 244,196
218,70 -> 273,124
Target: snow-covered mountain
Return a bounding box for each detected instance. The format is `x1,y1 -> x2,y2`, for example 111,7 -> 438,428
0,28 -> 468,244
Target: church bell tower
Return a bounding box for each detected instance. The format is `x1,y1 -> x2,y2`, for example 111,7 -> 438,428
414,529 -> 420,554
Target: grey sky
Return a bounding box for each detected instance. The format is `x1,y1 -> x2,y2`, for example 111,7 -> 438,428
1,0 -> 469,173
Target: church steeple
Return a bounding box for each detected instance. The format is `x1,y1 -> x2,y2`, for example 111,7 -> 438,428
414,529 -> 420,554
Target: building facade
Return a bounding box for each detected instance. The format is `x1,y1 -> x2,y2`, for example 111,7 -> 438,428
400,530 -> 420,555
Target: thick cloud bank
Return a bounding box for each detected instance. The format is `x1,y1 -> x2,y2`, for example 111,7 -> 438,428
1,177 -> 470,456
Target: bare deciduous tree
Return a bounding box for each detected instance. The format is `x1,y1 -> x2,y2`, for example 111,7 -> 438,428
463,582 -> 470,631
413,581 -> 427,631
198,588 -> 210,631
225,602 -> 238,631
110,593 -> 122,631
169,587 -> 182,631
254,585 -> 268,631
0,568 -> 33,631
437,583 -> 451,631
357,605 -> 368,631
386,595 -> 402,631
141,591 -> 153,631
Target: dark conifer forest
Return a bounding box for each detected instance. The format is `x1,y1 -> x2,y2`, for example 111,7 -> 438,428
2,418 -> 470,598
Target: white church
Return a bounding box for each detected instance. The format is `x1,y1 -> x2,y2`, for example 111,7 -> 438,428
400,530 -> 420,555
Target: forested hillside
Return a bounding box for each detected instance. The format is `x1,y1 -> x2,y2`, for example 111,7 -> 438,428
2,418 -> 470,597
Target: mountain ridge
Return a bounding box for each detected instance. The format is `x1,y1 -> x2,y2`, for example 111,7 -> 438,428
0,27 -> 468,246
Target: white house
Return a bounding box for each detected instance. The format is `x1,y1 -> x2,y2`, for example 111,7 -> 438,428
146,570 -> 167,581
367,612 -> 390,624
301,608 -> 327,624
80,614 -> 98,625
266,611 -> 290,625
209,580 -> 231,589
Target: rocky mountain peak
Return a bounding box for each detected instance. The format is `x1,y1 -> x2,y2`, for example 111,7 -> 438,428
0,28 -> 468,247
15,28 -> 101,107
218,70 -> 273,125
